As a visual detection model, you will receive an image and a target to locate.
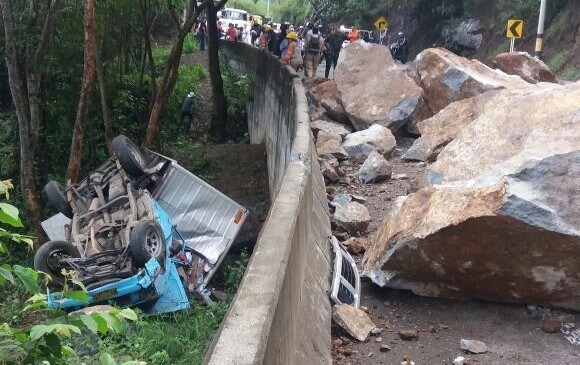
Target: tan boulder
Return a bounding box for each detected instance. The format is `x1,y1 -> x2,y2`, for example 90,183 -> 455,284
429,82 -> 580,185
315,130 -> 347,160
311,119 -> 351,139
335,42 -> 424,132
332,304 -> 376,342
492,52 -> 558,84
415,47 -> 528,113
363,82 -> 580,310
307,80 -> 349,123
334,202 -> 371,234
403,93 -> 492,161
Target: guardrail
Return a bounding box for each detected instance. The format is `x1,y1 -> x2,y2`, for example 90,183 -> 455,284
204,42 -> 332,365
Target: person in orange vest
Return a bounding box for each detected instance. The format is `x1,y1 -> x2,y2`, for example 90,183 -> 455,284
347,26 -> 359,42
280,31 -> 302,70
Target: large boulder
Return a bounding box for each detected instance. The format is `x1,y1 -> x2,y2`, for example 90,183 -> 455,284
415,47 -> 528,113
363,82 -> 580,309
442,19 -> 483,57
334,42 -> 424,132
342,125 -> 397,163
402,93 -> 493,161
307,80 -> 349,123
492,51 -> 558,84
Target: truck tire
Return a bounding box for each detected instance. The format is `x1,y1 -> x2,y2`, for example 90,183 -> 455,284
44,181 -> 73,218
112,135 -> 148,179
130,220 -> 166,269
34,241 -> 80,287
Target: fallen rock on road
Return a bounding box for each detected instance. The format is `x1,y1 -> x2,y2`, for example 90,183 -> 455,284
343,124 -> 396,163
335,42 -> 424,132
334,202 -> 371,235
415,47 -> 529,113
460,339 -> 488,354
363,82 -> 580,310
492,51 -> 558,84
332,304 -> 376,342
359,151 -> 392,184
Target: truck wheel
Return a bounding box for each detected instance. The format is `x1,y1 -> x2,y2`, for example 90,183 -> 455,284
34,241 -> 80,287
130,220 -> 166,269
44,181 -> 73,218
112,135 -> 148,179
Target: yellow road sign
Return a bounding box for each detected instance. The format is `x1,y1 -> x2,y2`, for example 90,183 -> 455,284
507,19 -> 523,38
374,16 -> 388,31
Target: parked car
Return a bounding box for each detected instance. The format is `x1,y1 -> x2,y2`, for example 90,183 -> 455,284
37,135 -> 248,314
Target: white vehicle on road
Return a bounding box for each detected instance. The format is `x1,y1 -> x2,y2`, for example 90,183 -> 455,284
217,8 -> 250,34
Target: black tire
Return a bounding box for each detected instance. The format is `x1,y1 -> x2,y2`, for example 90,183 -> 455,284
34,241 -> 80,287
43,181 -> 73,218
112,135 -> 148,179
130,220 -> 166,269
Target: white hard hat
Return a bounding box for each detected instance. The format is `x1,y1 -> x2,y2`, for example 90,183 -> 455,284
188,92 -> 195,97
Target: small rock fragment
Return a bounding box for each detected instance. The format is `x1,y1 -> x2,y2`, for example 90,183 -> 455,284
359,151 -> 392,184
344,237 -> 368,255
453,356 -> 465,365
380,344 -> 391,352
460,339 -> 488,354
370,327 -> 382,336
332,304 -> 377,342
542,318 -> 562,333
398,329 -> 418,341
375,336 -> 383,343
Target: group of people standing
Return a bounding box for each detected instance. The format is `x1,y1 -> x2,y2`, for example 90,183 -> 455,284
194,17 -> 410,78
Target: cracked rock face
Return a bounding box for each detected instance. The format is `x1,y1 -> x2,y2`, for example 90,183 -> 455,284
415,47 -> 529,113
334,42 -> 424,132
363,82 -> 580,310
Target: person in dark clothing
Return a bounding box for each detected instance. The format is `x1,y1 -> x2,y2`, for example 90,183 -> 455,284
324,26 -> 347,79
197,22 -> 207,51
180,92 -> 195,128
251,21 -> 261,46
390,32 -> 409,64
274,23 -> 289,57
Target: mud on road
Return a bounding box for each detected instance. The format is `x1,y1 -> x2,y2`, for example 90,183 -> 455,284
328,138 -> 580,365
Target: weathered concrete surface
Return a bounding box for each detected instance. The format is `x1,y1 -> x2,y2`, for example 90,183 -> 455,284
363,82 -> 580,310
492,51 -> 558,84
335,42 -> 424,132
206,42 -> 332,365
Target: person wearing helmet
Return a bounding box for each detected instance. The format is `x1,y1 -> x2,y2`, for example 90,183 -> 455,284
261,24 -> 276,52
280,31 -> 302,71
390,31 -> 409,64
180,91 -> 195,129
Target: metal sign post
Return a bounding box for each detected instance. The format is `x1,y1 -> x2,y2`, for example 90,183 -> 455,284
507,19 -> 523,52
535,0 -> 547,58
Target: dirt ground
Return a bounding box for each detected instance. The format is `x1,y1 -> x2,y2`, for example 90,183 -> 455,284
202,143 -> 270,249
326,138 -> 580,365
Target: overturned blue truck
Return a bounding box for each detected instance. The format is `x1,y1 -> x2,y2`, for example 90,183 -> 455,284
37,135 -> 247,314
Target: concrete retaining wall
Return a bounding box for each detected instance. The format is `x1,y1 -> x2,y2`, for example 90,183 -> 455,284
205,43 -> 332,365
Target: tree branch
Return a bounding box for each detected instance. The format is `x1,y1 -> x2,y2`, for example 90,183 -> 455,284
33,0 -> 60,69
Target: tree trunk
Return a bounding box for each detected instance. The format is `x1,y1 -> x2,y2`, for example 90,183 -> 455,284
207,3 -> 228,140
96,49 -> 114,157
1,0 -> 52,241
67,0 -> 98,184
142,0 -> 209,148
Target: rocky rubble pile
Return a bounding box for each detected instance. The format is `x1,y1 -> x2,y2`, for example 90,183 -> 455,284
307,42 -> 580,311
